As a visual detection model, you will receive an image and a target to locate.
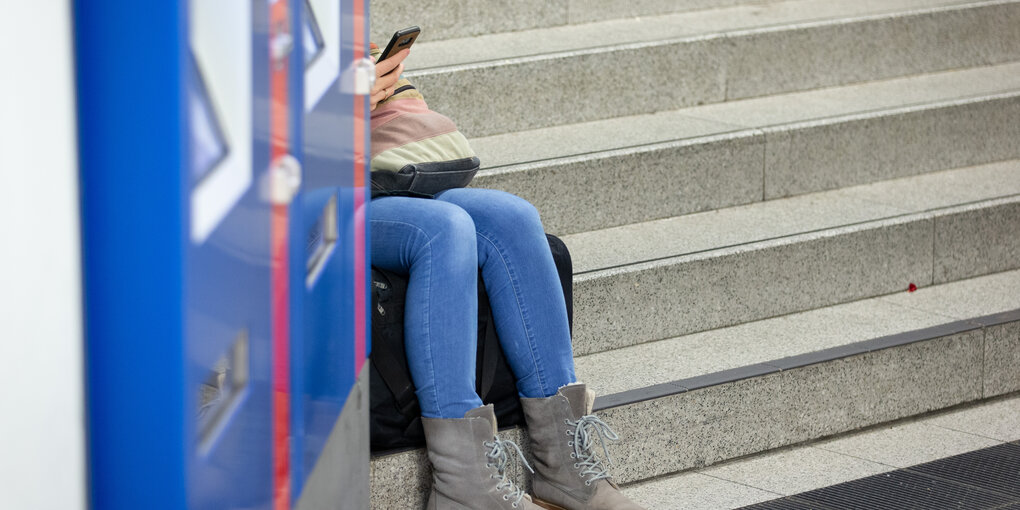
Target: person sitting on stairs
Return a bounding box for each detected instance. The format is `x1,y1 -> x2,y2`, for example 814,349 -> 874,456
369,47 -> 647,510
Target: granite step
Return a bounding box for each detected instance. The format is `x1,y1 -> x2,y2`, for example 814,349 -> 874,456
401,0 -> 1020,137
564,160 -> 1020,355
620,394 -> 1020,509
369,269 -> 1020,509
371,0 -> 777,42
467,62 -> 1020,234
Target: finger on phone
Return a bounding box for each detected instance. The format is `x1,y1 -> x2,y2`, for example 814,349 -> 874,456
377,49 -> 409,75
376,68 -> 401,91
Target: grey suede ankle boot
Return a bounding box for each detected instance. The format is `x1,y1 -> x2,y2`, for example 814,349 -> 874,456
521,384 -> 646,510
422,404 -> 542,509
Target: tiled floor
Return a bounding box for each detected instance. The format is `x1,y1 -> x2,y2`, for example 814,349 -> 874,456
622,393 -> 1020,509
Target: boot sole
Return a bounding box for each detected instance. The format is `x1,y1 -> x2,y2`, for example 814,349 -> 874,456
532,499 -> 569,510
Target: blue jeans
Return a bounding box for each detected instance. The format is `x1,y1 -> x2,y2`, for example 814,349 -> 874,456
370,188 -> 577,419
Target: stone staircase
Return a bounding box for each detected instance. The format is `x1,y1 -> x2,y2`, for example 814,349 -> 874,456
368,0 -> 1020,507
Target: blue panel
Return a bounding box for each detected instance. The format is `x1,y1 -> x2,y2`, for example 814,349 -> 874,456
81,0 -> 370,504
185,2 -> 274,509
290,0 -> 367,497
79,1 -> 276,508
76,2 -> 189,509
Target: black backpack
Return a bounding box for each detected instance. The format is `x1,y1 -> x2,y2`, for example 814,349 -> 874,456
369,234 -> 573,453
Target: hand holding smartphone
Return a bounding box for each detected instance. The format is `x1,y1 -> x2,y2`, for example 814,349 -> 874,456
371,27 -> 419,111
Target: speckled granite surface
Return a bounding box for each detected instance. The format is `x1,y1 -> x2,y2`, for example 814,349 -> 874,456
571,215 -> 934,355
573,297 -> 951,397
562,184 -> 906,274
594,330 -> 983,483
408,0 -> 992,70
567,0 -> 758,24
412,38 -> 725,138
465,65 -> 1020,235
724,2 -> 1020,101
406,2 -> 1020,138
368,316 -> 1009,505
813,417 -> 1000,469
371,0 -> 567,43
370,447 -> 430,510
623,394 -> 1020,508
833,160 -> 1020,214
560,156 -> 1020,274
880,270 -> 1020,320
933,197 -> 1020,284
984,322 -> 1020,398
365,0 -> 1020,507
925,393 -> 1020,443
475,133 -> 764,235
700,445 -> 891,496
762,94 -> 1020,199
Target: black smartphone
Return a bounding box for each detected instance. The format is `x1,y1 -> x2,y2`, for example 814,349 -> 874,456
377,26 -> 421,63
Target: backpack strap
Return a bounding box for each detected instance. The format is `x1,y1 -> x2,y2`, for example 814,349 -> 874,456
370,269 -> 420,418
475,297 -> 499,401
546,234 -> 574,335
371,350 -> 419,418
476,283 -> 500,401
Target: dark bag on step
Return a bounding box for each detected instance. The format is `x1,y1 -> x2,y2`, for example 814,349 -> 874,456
369,234 -> 573,452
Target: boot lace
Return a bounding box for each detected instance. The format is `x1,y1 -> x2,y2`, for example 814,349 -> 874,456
566,415 -> 620,486
483,437 -> 535,508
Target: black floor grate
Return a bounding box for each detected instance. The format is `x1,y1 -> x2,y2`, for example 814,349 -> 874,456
909,443 -> 1020,499
736,498 -> 822,509
740,442 -> 1020,510
791,470 -> 1012,510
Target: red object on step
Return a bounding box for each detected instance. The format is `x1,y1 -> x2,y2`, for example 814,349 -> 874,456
908,283 -> 918,293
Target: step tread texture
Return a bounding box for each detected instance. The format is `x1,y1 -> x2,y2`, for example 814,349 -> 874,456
577,265 -> 1020,482
575,269 -> 1020,398
400,0 -> 1020,137
471,62 -> 1020,170
564,160 -> 1020,274
371,0 -> 785,43
566,159 -> 1020,355
407,0 -> 991,70
370,276 -> 1020,505
469,63 -> 1020,234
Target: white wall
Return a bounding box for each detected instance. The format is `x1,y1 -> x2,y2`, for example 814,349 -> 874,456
0,1 -> 87,509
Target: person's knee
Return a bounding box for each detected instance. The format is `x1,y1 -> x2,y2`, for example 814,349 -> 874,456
506,193 -> 541,223
488,191 -> 543,232
419,202 -> 476,265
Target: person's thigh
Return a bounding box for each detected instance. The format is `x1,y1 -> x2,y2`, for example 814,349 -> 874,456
436,188 -> 576,399
370,195 -> 474,273
370,196 -> 483,418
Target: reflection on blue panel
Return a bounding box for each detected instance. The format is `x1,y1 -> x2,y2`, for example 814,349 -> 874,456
290,0 -> 360,492
303,0 -> 325,67
188,52 -> 229,184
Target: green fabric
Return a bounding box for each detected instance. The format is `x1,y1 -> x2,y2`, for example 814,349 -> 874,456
370,43 -> 477,184
372,131 -> 476,172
